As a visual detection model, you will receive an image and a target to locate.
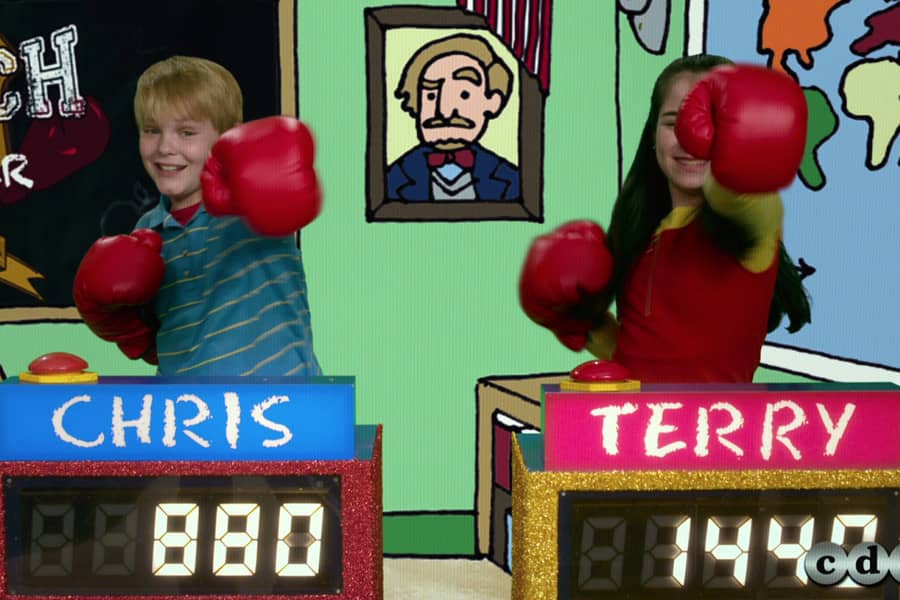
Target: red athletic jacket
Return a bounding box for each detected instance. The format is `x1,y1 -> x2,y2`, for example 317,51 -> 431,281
589,179 -> 782,383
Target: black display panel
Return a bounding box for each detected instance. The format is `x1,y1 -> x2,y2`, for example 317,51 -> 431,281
3,475 -> 341,596
559,489 -> 899,599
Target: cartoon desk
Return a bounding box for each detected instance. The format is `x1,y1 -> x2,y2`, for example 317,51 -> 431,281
475,373 -> 561,570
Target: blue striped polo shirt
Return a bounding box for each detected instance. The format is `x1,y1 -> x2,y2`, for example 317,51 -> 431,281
135,197 -> 321,376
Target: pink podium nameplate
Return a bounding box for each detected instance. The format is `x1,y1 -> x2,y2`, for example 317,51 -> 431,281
544,386 -> 900,470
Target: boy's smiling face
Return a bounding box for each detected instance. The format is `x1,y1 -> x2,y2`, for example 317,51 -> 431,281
139,108 -> 220,211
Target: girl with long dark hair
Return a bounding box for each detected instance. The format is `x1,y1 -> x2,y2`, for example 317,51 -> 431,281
520,55 -> 811,383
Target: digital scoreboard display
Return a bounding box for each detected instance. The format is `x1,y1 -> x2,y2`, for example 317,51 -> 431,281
4,476 -> 341,596
559,489 -> 895,599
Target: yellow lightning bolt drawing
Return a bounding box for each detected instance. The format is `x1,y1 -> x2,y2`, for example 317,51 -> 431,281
0,235 -> 45,300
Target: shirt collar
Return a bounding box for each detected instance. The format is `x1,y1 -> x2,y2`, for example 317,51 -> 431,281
656,204 -> 701,234
141,196 -> 208,229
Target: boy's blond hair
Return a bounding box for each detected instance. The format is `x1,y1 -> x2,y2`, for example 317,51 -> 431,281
134,56 -> 242,133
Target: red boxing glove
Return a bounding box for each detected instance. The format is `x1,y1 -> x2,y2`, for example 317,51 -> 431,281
201,116 -> 322,237
73,229 -> 164,364
675,64 -> 807,193
519,221 -> 614,351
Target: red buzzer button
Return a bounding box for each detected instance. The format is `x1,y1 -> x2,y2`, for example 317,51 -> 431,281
28,352 -> 89,374
561,360 -> 640,392
570,360 -> 632,382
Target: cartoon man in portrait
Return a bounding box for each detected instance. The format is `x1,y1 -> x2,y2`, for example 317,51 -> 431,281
387,34 -> 520,202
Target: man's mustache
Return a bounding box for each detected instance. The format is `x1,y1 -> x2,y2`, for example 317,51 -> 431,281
422,115 -> 475,129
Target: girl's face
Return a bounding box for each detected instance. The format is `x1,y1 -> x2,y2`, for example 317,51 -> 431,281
655,72 -> 709,208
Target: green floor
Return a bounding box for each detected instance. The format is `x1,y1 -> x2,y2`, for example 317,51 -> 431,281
384,512 -> 475,555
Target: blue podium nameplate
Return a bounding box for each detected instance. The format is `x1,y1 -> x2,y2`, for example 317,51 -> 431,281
0,376 -> 355,461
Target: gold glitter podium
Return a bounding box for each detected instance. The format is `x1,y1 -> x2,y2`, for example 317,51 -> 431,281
510,378 -> 900,600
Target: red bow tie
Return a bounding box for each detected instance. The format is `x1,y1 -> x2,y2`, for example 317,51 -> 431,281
427,148 -> 475,169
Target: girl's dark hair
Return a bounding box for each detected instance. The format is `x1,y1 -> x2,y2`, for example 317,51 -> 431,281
606,54 -> 811,333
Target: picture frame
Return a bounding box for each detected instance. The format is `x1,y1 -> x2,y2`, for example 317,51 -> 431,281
364,6 -> 546,222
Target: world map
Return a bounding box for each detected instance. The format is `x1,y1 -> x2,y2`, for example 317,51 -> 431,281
760,0 -> 899,188
708,0 -> 900,369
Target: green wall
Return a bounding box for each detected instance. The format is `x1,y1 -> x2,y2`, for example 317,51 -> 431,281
618,0 -> 688,185
294,0 -> 620,512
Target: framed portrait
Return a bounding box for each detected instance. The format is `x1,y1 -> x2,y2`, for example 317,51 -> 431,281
365,6 -> 546,222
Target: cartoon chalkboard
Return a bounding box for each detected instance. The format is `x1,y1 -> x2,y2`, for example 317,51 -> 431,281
0,0 -> 296,323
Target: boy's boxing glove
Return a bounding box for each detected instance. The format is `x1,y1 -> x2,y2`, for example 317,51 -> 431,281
73,229 -> 164,364
675,64 -> 807,193
519,220 -> 615,351
201,116 -> 322,237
